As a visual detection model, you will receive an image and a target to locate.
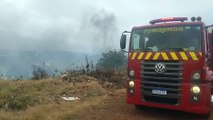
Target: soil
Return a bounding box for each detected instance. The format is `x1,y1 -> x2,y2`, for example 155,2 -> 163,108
77,89 -> 212,120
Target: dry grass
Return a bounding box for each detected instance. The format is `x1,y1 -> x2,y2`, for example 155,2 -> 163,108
0,95 -> 109,120
0,76 -> 111,120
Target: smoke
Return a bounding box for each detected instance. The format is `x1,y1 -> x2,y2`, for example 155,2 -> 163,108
0,0 -> 120,54
90,9 -> 118,51
79,9 -> 118,53
0,0 -> 80,53
0,1 -> 120,77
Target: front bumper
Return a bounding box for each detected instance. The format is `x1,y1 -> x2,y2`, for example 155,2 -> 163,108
126,79 -> 211,115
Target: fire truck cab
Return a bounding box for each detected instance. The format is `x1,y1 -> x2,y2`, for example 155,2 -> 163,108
120,17 -> 213,116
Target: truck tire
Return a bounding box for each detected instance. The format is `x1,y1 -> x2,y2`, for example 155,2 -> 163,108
135,105 -> 143,110
202,100 -> 212,118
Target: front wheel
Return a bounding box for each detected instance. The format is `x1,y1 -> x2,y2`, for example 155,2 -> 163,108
135,105 -> 143,110
200,111 -> 211,119
202,98 -> 212,119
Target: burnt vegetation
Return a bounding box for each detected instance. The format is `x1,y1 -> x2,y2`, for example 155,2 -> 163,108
30,50 -> 127,84
59,50 -> 128,86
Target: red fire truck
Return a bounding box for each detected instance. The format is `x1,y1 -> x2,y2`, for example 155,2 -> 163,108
120,17 -> 213,116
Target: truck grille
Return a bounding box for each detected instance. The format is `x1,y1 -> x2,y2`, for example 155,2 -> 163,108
141,60 -> 182,105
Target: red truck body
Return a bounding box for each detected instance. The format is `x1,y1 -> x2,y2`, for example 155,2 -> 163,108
121,17 -> 213,115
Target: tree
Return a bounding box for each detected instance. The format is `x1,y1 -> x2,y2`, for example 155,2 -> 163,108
32,66 -> 49,80
96,50 -> 127,71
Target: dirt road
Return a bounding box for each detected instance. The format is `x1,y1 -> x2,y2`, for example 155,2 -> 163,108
77,89 -> 212,120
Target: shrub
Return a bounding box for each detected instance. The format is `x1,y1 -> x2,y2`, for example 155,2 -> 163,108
5,96 -> 35,111
96,50 -> 127,71
32,66 -> 49,80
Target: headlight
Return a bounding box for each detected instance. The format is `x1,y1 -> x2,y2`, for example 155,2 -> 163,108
192,72 -> 201,80
129,81 -> 134,88
191,86 -> 200,94
129,70 -> 135,77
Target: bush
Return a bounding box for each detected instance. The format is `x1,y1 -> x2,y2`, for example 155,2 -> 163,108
32,66 -> 49,80
96,50 -> 127,71
83,50 -> 128,86
5,96 -> 35,111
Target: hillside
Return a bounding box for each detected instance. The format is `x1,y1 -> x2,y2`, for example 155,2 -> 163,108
0,50 -> 100,78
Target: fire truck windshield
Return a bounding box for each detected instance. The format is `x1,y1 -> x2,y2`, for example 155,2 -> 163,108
130,25 -> 202,52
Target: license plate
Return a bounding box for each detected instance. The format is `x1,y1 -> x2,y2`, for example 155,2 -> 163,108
152,89 -> 167,95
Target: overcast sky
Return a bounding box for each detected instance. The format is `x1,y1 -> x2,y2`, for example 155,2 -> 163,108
0,0 -> 213,54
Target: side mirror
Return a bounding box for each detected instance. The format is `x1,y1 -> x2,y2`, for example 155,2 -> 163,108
212,30 -> 213,46
120,34 -> 127,49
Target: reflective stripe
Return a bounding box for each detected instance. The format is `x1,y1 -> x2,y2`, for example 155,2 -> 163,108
153,52 -> 160,60
145,52 -> 152,60
129,52 -> 201,60
180,52 -> 188,60
129,53 -> 132,58
170,52 -> 178,60
199,52 -> 202,57
137,52 -> 144,60
161,52 -> 169,60
131,53 -> 137,59
189,52 -> 198,60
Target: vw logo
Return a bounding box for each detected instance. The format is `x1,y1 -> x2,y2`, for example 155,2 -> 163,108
155,63 -> 166,73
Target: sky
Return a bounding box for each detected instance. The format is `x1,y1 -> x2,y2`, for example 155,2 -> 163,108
0,0 -> 213,54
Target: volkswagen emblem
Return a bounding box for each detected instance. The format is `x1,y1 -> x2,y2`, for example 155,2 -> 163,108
155,63 -> 166,73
